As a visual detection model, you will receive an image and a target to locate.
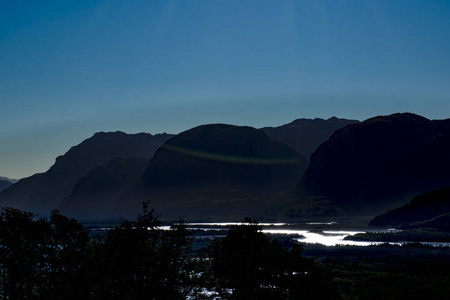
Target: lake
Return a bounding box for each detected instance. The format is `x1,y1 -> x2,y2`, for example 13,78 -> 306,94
179,222 -> 450,247
89,222 -> 450,247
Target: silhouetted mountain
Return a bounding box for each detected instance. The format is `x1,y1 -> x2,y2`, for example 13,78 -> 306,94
260,117 -> 359,160
0,180 -> 12,192
117,124 -> 307,219
292,113 -> 450,216
0,176 -> 18,183
59,157 -> 150,218
369,187 -> 450,228
402,213 -> 450,232
0,132 -> 173,214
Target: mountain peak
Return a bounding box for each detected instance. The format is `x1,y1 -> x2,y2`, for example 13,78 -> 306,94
295,113 -> 450,215
261,117 -> 359,160
117,124 -> 307,218
0,131 -> 174,214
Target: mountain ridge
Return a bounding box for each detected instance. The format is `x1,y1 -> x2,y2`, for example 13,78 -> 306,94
0,180 -> 13,192
114,123 -> 308,218
4,114 -> 448,221
0,131 -> 174,214
260,117 -> 359,160
292,112 -> 450,216
369,187 -> 450,228
59,157 -> 150,218
0,176 -> 18,183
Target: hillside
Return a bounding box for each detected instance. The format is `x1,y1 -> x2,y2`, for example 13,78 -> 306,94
58,157 -> 150,218
0,132 -> 173,214
0,116 -> 354,219
116,124 -> 308,219
261,117 -> 359,160
0,176 -> 18,183
0,180 -> 12,192
292,113 -> 450,216
369,187 -> 450,228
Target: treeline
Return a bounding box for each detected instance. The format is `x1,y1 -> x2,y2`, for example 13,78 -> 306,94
0,205 -> 336,300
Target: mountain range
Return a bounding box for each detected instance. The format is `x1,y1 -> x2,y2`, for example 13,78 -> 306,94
114,124 -> 307,219
0,117 -> 354,219
1,113 -> 449,221
0,132 -> 173,214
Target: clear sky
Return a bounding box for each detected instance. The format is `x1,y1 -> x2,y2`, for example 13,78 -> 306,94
1,0 -> 450,179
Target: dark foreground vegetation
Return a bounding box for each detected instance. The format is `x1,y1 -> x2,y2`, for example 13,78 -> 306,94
0,205 -> 449,299
303,243 -> 450,299
346,228 -> 450,243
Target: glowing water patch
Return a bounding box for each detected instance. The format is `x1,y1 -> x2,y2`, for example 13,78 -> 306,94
262,229 -> 308,235
185,222 -> 288,226
162,143 -> 301,165
306,222 -> 337,225
296,230 -> 382,247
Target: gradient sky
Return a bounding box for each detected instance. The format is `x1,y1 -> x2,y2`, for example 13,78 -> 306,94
1,0 -> 450,179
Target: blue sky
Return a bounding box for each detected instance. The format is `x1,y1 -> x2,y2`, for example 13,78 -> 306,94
1,0 -> 450,179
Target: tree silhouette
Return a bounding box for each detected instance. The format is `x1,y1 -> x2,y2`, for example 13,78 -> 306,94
0,208 -> 94,299
0,208 -> 49,299
0,207 -> 337,299
45,210 -> 92,298
207,218 -> 338,299
92,202 -> 195,299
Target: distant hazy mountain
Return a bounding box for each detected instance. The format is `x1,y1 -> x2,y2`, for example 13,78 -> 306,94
116,124 -> 307,219
0,131 -> 173,214
292,113 -> 450,216
0,180 -> 12,192
0,176 -> 18,183
260,117 -> 359,160
59,157 -> 150,218
369,187 -> 450,229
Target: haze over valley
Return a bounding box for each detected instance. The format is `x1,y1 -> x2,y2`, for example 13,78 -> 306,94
1,113 -> 449,224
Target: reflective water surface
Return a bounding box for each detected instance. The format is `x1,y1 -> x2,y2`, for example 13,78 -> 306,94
90,222 -> 450,247
261,228 -> 380,246
181,222 -> 450,247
